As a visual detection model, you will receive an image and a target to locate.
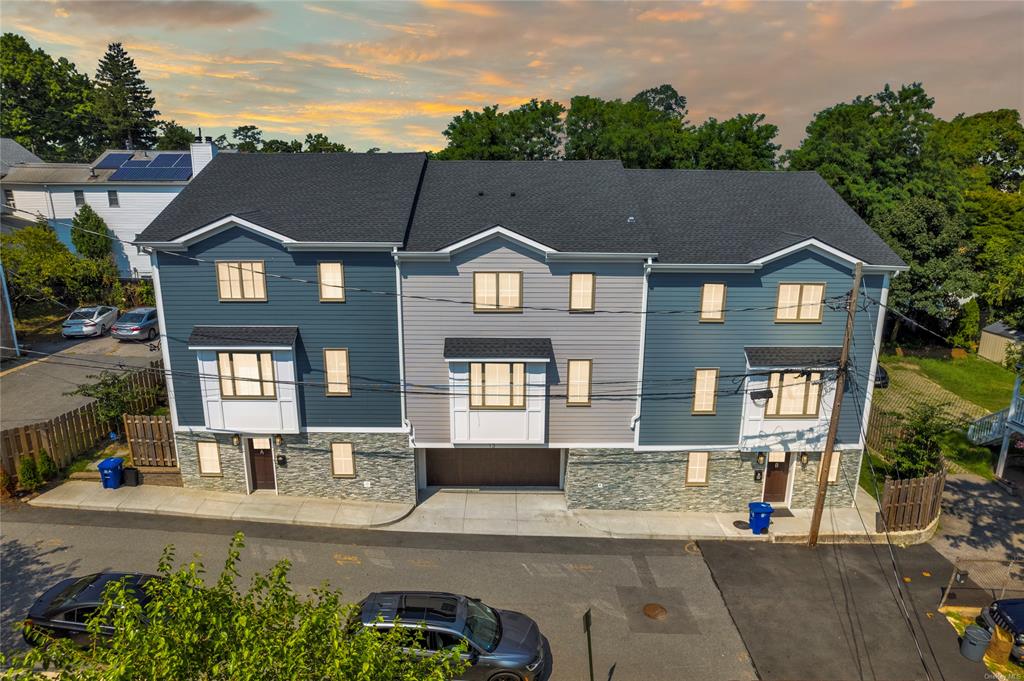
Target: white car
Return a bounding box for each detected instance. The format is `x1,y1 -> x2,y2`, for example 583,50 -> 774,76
62,306 -> 119,338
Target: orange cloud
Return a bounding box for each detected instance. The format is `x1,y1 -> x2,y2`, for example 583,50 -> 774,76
702,0 -> 753,12
637,6 -> 706,23
421,0 -> 502,18
892,0 -> 915,9
478,71 -> 515,87
346,42 -> 469,65
282,51 -> 401,81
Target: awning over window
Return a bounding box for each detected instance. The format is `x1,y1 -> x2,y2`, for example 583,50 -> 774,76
188,325 -> 298,350
744,346 -> 841,369
443,337 -> 553,361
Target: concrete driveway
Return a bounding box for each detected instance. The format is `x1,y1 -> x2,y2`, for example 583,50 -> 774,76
0,334 -> 160,428
932,471 -> 1024,563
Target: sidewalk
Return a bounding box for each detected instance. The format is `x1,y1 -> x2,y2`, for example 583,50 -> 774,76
29,480 -> 933,543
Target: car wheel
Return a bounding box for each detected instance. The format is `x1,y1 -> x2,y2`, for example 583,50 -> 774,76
99,325 -> 107,336
147,328 -> 157,341
489,673 -> 522,681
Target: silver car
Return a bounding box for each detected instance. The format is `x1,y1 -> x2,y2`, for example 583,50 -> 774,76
359,591 -> 547,680
111,307 -> 159,341
62,306 -> 119,338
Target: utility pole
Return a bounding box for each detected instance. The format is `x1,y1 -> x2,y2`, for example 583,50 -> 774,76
809,261 -> 862,547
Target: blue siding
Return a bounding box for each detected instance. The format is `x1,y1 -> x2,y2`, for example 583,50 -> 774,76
639,250 -> 884,447
156,227 -> 401,428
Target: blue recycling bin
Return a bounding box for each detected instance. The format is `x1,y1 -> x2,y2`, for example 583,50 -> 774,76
748,502 -> 774,535
97,457 -> 124,490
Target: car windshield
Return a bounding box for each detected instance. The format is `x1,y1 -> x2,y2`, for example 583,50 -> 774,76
46,575 -> 100,613
119,313 -> 146,323
461,599 -> 501,652
68,309 -> 96,321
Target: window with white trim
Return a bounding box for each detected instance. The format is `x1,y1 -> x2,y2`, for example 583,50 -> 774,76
3,189 -> 14,208
775,283 -> 825,322
74,190 -> 85,207
196,441 -> 221,475
692,368 -> 719,414
469,362 -> 525,409
566,359 -> 592,406
217,352 -> 275,398
819,452 -> 841,484
473,272 -> 521,312
686,451 -> 709,486
216,261 -> 266,301
318,262 -> 345,302
331,442 -> 355,477
107,190 -> 119,208
569,273 -> 595,312
765,372 -> 822,418
324,348 -> 350,396
699,283 -> 726,322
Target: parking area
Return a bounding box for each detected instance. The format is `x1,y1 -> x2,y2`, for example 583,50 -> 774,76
0,334 -> 159,428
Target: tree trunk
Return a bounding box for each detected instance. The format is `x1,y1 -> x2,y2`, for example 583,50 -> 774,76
889,316 -> 902,343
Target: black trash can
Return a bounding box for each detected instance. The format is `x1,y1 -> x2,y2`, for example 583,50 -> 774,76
959,624 -> 992,662
122,467 -> 141,487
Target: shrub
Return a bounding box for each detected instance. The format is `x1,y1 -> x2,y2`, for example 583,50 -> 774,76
71,204 -> 113,260
0,469 -> 13,498
948,298 -> 979,351
885,404 -> 951,478
17,456 -> 42,492
37,450 -> 58,480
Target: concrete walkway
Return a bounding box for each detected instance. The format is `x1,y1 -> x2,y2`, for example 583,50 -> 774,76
29,480 -> 926,543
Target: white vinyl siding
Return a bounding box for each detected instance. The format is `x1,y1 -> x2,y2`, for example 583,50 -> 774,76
469,362 -> 525,408
765,371 -> 822,417
318,262 -> 345,302
566,359 -> 592,406
686,451 -> 708,485
473,271 -> 521,311
196,441 -> 221,476
699,283 -> 726,322
217,351 -> 275,398
819,452 -> 841,484
775,283 -> 825,322
324,349 -> 350,396
216,261 -> 266,301
331,442 -> 356,477
569,273 -> 595,312
692,368 -> 718,414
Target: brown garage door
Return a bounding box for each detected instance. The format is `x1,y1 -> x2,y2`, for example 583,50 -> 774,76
425,448 -> 561,487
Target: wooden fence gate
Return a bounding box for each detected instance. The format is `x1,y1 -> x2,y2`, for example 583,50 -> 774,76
123,415 -> 177,467
875,470 -> 946,532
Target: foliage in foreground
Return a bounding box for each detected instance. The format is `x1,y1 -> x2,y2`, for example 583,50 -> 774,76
4,533 -> 469,681
883,404 -> 954,478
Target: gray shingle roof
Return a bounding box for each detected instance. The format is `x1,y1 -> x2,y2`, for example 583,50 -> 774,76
139,152 -> 427,243
188,325 -> 298,347
745,346 -> 842,368
443,337 -> 554,360
0,138 -> 42,176
627,170 -> 905,267
405,160 -> 655,253
983,322 -> 1024,341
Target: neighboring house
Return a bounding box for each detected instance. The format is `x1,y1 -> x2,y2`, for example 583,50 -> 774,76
0,138 -> 218,278
1,138 -> 43,176
979,322 -> 1023,366
137,154 -> 906,513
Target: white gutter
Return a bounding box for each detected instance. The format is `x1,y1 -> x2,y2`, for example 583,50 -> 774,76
150,251 -> 179,431
630,257 -> 652,436
392,248 -> 411,438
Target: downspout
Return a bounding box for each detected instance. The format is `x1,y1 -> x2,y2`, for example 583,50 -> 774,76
630,258 -> 653,442
393,248 -> 412,442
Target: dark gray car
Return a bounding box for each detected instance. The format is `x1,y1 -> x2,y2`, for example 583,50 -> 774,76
359,591 -> 546,680
111,307 -> 159,341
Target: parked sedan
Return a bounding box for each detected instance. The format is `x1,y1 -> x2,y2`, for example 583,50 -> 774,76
61,306 -> 119,338
111,307 -> 159,341
981,598 -> 1024,664
23,572 -> 156,646
874,365 -> 890,389
359,591 -> 547,680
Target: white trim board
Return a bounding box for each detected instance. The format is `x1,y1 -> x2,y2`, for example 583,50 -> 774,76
176,426 -> 410,434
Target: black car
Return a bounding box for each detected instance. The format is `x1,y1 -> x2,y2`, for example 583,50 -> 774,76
874,365 -> 890,389
981,598 -> 1024,664
23,572 -> 156,646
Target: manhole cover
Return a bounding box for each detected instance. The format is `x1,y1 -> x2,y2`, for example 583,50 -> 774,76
643,603 -> 668,620
733,520 -> 750,530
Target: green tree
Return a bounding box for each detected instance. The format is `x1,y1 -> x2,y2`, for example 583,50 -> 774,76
0,220 -> 78,313
437,99 -> 565,160
630,84 -> 688,119
986,251 -> 1024,330
929,109 -> 1024,193
155,120 -> 195,150
564,94 -> 685,168
885,404 -> 950,478
260,138 -> 303,153
93,43 -> 159,149
231,125 -> 263,152
212,133 -> 235,150
681,113 -> 780,170
305,132 -> 350,153
10,533 -> 469,680
874,197 -> 976,332
0,33 -> 98,161
71,204 -> 113,260
948,297 -> 980,350
67,370 -> 161,436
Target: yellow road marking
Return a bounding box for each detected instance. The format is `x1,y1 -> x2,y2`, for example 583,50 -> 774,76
333,553 -> 361,566
0,357 -> 47,377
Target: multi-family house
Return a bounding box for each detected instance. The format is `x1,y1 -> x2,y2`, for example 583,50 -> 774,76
1,138 -> 218,277
136,153 -> 906,514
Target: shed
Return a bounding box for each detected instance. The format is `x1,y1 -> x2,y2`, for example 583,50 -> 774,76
978,322 -> 1024,365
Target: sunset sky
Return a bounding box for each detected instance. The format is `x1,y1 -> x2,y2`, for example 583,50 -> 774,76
3,0 -> 1021,152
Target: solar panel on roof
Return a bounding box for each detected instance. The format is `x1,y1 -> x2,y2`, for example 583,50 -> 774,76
94,153 -> 133,169
121,160 -> 150,168
109,166 -> 192,181
173,155 -> 193,168
149,154 -> 184,168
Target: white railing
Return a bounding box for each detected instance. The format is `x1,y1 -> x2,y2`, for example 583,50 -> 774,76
968,408 -> 1009,444
1011,396 -> 1024,428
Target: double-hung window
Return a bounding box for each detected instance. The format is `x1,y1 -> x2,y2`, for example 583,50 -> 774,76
566,359 -> 592,406
469,362 -> 525,409
569,273 -> 596,312
765,371 -> 822,418
73,190 -> 85,207
686,452 -> 709,486
217,352 -> 275,398
324,349 -> 350,396
775,283 -> 825,322
699,283 -> 726,322
473,272 -> 521,312
318,262 -> 345,302
216,261 -> 266,301
692,368 -> 719,414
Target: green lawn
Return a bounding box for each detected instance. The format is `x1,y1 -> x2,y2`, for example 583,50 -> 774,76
937,430 -> 997,479
859,451 -> 890,500
880,353 -> 1017,412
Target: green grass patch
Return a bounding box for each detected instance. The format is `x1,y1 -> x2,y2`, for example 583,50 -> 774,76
881,353 -> 1016,412
937,430 -> 996,479
859,450 -> 889,500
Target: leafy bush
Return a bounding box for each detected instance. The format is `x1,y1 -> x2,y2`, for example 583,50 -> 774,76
37,450 -> 58,480
9,533 -> 469,680
0,469 -> 14,498
16,456 -> 42,492
1005,341 -> 1024,375
948,298 -> 980,350
885,404 -> 951,477
66,370 -> 160,436
70,204 -> 113,260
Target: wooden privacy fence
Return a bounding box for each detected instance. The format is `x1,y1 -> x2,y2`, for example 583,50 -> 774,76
866,410 -> 904,453
875,470 -> 946,532
0,361 -> 165,483
123,415 -> 176,467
